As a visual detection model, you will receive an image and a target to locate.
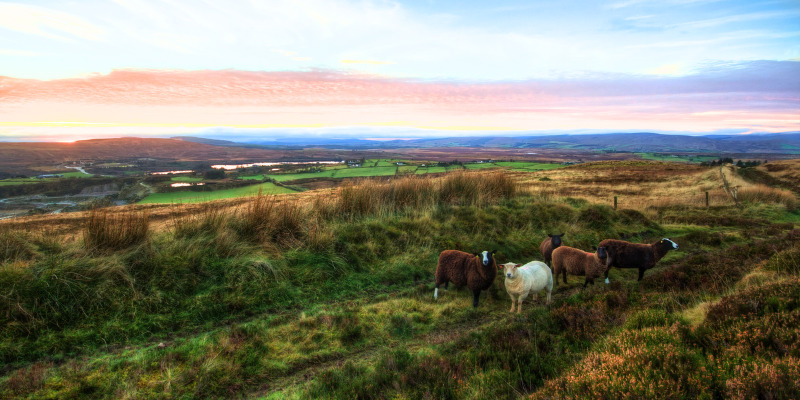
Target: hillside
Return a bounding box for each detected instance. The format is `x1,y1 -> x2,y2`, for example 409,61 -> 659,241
177,131 -> 800,155
0,138 -> 386,173
0,161 -> 798,399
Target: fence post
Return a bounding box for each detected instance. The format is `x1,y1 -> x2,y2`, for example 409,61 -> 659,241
705,191 -> 709,207
614,196 -> 617,209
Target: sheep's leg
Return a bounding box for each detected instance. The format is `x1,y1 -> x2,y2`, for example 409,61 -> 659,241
545,289 -> 552,305
562,269 -> 568,284
509,293 -> 517,312
582,278 -> 589,288
604,257 -> 613,284
637,268 -> 645,281
472,290 -> 481,308
517,292 -> 529,313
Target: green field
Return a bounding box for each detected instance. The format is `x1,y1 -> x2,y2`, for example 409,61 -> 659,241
60,171 -> 93,178
239,174 -> 264,180
494,161 -> 563,171
170,176 -> 203,182
138,182 -> 295,204
464,162 -> 500,170
637,153 -> 721,163
0,178 -> 44,186
0,171 -> 92,186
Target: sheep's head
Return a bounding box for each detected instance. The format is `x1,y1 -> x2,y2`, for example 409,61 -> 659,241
474,250 -> 496,267
660,238 -> 679,250
548,233 -> 564,247
501,262 -> 522,279
596,246 -> 607,259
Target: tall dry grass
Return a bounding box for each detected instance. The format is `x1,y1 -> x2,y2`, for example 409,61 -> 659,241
234,193 -> 309,246
336,171 -> 517,219
83,208 -> 149,251
736,185 -> 797,211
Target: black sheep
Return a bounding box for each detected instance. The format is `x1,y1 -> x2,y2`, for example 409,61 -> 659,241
599,238 -> 678,282
539,233 -> 564,265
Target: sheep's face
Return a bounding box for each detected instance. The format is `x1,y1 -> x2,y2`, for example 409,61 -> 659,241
548,233 -> 564,247
502,262 -> 522,279
477,250 -> 494,267
661,238 -> 679,250
596,246 -> 607,259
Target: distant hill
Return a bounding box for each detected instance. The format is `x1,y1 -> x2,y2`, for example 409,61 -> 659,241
0,138 -> 375,172
176,131 -> 800,154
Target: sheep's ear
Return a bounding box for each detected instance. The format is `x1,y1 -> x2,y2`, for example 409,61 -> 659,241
491,249 -> 497,255
515,264 -> 522,268
591,246 -> 597,251
559,233 -> 565,237
548,233 -> 553,237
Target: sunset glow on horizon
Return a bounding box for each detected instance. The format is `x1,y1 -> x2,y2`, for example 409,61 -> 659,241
1,0 -> 799,141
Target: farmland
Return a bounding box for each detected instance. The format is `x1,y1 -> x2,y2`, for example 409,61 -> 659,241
0,159 -> 798,399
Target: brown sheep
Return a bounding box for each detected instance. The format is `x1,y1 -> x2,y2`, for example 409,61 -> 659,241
551,245 -> 608,288
599,238 -> 679,282
434,250 -> 497,308
539,233 -> 564,265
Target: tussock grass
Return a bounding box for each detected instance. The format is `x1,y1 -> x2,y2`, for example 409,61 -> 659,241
736,184 -> 797,210
83,208 -> 149,251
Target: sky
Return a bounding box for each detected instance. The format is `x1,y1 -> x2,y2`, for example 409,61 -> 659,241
0,0 -> 799,142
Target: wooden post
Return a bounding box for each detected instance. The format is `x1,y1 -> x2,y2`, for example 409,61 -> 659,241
614,196 -> 617,209
705,191 -> 709,207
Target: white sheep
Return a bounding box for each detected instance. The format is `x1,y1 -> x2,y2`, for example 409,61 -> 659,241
501,261 -> 553,313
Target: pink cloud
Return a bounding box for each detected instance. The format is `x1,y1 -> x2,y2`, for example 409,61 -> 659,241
0,61 -> 798,136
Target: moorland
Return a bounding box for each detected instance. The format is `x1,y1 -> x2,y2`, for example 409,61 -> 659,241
0,144 -> 798,398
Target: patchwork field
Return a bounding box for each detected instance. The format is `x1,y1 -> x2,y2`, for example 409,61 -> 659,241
0,160 -> 798,399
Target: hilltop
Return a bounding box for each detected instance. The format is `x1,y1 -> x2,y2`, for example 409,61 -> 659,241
0,159 -> 798,398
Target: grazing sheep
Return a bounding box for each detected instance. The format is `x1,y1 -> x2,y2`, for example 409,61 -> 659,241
599,238 -> 679,283
501,261 -> 553,313
434,250 -> 497,308
551,245 -> 608,288
539,233 -> 565,265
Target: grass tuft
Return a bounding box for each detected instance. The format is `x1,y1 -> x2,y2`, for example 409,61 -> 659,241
83,208 -> 149,251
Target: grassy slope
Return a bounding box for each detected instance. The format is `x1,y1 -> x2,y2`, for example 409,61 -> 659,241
1,165 -> 798,399
138,182 -> 296,204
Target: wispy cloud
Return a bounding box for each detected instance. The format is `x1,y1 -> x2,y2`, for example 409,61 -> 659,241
1,61 -> 797,136
341,59 -> 396,65
0,2 -> 106,42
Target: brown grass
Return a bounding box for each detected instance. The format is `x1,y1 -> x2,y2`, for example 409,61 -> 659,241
83,208 -> 149,251
736,185 -> 797,210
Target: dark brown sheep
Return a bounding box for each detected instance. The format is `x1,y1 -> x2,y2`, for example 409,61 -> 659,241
599,238 -> 679,282
434,250 -> 497,308
551,245 -> 607,288
539,233 -> 564,265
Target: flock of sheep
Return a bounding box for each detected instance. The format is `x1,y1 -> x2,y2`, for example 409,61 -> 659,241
434,234 -> 679,313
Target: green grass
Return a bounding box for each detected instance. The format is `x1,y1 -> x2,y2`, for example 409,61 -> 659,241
637,153 -> 720,163
464,162 -> 499,170
239,174 -> 265,180
494,161 -> 562,171
2,169 -> 798,399
0,171 -> 92,186
60,171 -> 92,178
0,179 -> 44,186
137,182 -> 296,204
170,176 -> 203,182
